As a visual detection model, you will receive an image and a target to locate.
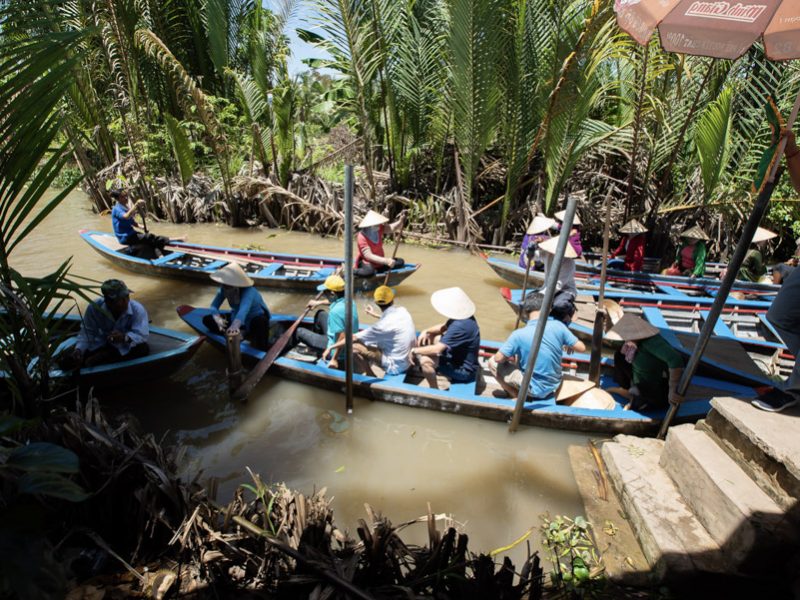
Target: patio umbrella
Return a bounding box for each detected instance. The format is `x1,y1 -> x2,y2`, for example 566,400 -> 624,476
613,1 -> 800,438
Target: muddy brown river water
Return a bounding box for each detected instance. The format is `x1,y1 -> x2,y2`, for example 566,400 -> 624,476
12,190 -> 591,563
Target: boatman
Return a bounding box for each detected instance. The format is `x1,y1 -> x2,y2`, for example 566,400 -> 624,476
489,292 -> 585,400
324,286 -> 416,377
353,210 -> 405,278
665,226 -> 709,278
294,275 -> 359,369
70,279 -> 149,367
412,287 -> 481,389
554,209 -> 583,257
204,263 -> 271,350
519,215 -> 555,270
608,219 -> 647,272
110,186 -> 171,259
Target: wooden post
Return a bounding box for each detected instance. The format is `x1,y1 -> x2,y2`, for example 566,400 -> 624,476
589,189 -> 613,383
226,331 -> 243,395
344,165 -> 355,414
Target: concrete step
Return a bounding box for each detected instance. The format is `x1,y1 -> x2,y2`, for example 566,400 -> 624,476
601,435 -> 726,580
661,424 -> 790,574
703,397 -> 800,511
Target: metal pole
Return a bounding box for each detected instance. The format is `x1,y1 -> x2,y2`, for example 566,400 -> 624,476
343,165 -> 355,414
509,195 -> 577,432
657,90 -> 800,439
589,189 -> 613,383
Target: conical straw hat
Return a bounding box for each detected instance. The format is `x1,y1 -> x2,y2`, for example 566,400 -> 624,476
607,313 -> 659,342
556,376 -> 596,402
526,215 -> 556,235
539,236 -> 578,259
751,227 -> 777,244
566,387 -> 617,410
602,299 -> 624,325
680,225 -> 710,241
430,287 -> 476,320
554,209 -> 581,226
359,210 -> 389,228
619,219 -> 648,234
210,262 -> 254,288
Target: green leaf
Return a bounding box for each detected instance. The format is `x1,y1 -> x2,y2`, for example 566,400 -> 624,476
164,114 -> 196,186
6,443 -> 80,474
17,472 -> 88,502
296,28 -> 326,44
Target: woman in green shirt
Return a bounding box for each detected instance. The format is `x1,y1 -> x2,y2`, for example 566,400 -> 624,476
738,227 -> 776,283
608,314 -> 685,411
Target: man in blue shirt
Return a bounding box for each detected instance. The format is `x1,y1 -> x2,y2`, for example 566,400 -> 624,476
413,287 -> 481,389
110,187 -> 170,259
203,263 -> 271,350
71,279 -> 150,367
489,292 -> 585,399
295,275 -> 359,368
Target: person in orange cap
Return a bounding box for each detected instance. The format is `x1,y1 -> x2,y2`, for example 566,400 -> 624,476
295,275 -> 359,367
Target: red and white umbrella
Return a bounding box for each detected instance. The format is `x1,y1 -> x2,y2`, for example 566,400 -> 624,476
615,0 -> 800,60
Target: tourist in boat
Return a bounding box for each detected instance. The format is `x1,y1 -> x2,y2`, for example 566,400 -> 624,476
69,279 -> 149,367
518,215 -> 555,270
110,186 -> 170,259
203,263 -> 271,350
607,314 -> 684,411
721,227 -> 777,283
539,236 -> 578,318
752,267 -> 800,412
488,292 -> 585,400
608,219 -> 647,272
295,275 -> 359,368
773,263 -> 795,285
352,210 -> 405,278
554,209 -> 583,257
324,285 -> 415,377
664,226 -> 709,278
412,287 -> 481,389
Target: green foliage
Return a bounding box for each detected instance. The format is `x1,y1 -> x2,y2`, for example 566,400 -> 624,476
165,114 -> 197,184
541,514 -> 605,597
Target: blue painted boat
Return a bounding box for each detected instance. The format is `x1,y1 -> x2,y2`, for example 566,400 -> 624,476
81,230 -> 421,292
177,305 -> 758,435
484,255 -> 779,299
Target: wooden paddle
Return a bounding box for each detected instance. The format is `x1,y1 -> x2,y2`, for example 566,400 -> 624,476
231,269 -> 342,402
514,246 -> 535,329
383,213 -> 406,286
588,189 -> 613,383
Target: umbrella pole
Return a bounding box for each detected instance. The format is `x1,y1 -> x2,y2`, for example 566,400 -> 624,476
589,189 -> 613,383
344,165 -> 355,415
509,195 -> 577,432
658,91 -> 800,440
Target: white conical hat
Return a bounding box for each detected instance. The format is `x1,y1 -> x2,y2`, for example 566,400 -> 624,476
619,219 -> 648,234
554,210 -> 581,226
359,210 -> 389,228
751,227 -> 777,244
556,377 -> 596,402
430,287 -> 476,320
526,215 -> 556,235
566,387 -> 617,410
680,225 -> 710,241
538,236 -> 578,259
209,262 -> 254,288
607,313 -> 659,341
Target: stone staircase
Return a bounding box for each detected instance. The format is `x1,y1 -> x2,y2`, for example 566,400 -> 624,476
599,396 -> 800,589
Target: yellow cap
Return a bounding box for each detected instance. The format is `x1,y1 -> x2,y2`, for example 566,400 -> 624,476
373,285 -> 395,305
318,274 -> 345,292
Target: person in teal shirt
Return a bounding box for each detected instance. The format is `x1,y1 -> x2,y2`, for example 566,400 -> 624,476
296,275 -> 359,368
204,263 -> 271,350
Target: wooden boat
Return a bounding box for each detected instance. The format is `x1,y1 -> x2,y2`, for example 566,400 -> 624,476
501,287 -> 790,388
81,230 -> 421,291
176,305 -> 759,435
484,255 -> 779,299
32,315 -> 205,388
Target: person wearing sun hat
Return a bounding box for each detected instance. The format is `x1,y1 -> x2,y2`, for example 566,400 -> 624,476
537,235 -> 579,319
352,210 -> 405,278
412,287 -> 481,389
518,214 -> 556,270
665,225 -> 709,278
204,263 -> 271,350
607,313 -> 684,411
608,219 -> 648,272
738,227 -> 777,283
489,292 -> 585,400
70,279 -> 150,367
324,285 -> 415,376
295,274 -> 359,367
554,209 -> 583,257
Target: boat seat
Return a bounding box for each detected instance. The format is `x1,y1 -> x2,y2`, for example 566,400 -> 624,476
655,284 -> 689,297
152,252 -> 183,265
317,267 -> 335,277
640,306 -> 669,329
699,310 -> 736,338
202,260 -> 228,272
757,314 -> 786,345
255,263 -> 283,277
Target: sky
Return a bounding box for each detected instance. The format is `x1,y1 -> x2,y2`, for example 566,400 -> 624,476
284,1 -> 332,75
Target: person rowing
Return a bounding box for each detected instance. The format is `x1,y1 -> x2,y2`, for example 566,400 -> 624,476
608,219 -> 647,272
110,185 -> 171,259
412,287 -> 481,389
538,235 -> 578,319
204,263 -> 271,350
518,215 -> 555,270
353,210 -> 405,278
664,225 -> 709,278
554,209 -> 583,257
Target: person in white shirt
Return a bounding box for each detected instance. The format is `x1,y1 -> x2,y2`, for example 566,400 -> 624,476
325,285 -> 416,376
